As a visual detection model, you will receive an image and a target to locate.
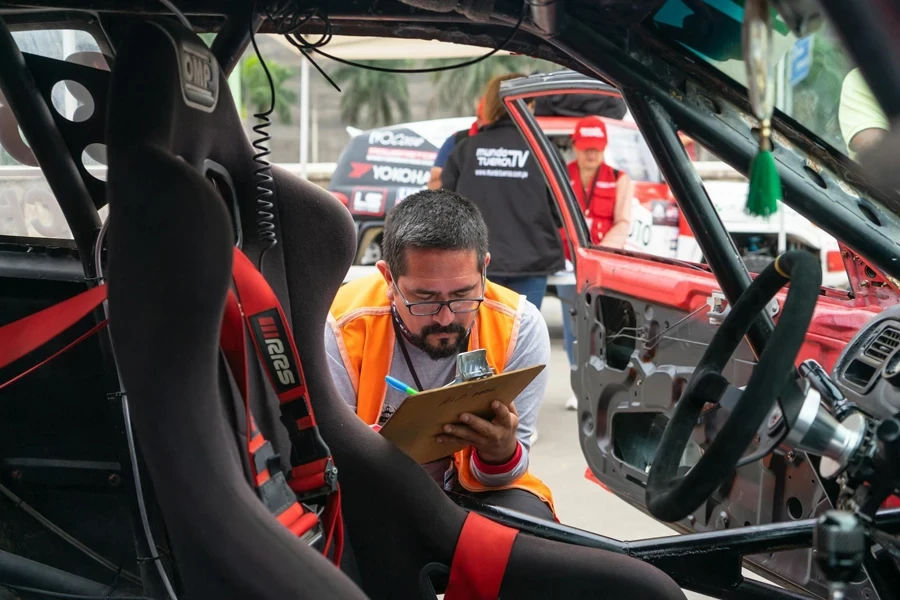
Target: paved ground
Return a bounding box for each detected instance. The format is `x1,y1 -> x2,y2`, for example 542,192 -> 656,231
528,297 -> 767,600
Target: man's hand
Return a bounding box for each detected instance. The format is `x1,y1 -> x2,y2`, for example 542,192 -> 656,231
435,401 -> 519,464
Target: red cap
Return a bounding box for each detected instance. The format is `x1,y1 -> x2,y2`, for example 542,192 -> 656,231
572,116 -> 608,151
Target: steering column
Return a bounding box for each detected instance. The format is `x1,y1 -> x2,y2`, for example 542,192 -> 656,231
646,251 -> 821,522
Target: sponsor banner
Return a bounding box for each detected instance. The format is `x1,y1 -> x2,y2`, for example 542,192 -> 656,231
395,187 -> 423,203
351,187 -> 388,215
348,162 -> 430,186
473,147 -> 531,179
474,169 -> 529,179
474,147 -> 530,169
366,146 -> 437,166
372,165 -> 430,186
348,162 -> 374,178
367,130 -> 426,148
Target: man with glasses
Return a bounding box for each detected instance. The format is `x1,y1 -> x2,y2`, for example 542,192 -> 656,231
325,189 -> 555,520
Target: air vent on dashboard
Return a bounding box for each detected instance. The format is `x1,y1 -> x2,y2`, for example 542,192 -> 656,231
865,327 -> 900,363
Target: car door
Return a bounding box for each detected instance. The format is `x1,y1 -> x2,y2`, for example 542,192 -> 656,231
501,71 -> 892,599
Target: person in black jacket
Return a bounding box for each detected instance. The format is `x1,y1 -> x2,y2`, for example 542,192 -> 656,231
427,96 -> 486,190
440,73 -> 564,311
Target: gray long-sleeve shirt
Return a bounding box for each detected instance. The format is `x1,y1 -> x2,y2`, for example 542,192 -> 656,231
324,300 -> 550,488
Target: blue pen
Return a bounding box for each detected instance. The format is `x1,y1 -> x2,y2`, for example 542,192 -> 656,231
385,375 -> 418,396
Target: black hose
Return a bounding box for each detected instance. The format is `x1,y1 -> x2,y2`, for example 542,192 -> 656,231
0,583 -> 151,599
0,483 -> 141,586
0,549 -> 111,597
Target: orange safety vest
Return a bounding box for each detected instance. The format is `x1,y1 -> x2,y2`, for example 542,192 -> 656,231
328,273 -> 556,517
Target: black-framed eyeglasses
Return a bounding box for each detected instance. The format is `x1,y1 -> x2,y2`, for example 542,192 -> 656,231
392,268 -> 487,316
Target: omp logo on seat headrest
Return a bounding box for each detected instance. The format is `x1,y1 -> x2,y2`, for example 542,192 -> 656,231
250,309 -> 300,393
152,20 -> 220,113
179,45 -> 218,112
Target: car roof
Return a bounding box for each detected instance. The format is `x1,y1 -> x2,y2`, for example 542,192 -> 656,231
2,1 -> 897,282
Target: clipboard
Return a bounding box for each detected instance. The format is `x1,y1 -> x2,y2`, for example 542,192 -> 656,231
378,364 -> 545,464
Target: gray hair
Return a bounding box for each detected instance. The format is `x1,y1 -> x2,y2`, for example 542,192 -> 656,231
382,189 -> 488,276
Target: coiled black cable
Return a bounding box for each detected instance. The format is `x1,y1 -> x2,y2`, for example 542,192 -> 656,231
249,1 -> 278,268
263,3 -> 338,89
244,0 -> 529,265
258,0 -> 529,91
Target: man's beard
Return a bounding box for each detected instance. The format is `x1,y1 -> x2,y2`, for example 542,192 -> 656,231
407,322 -> 469,360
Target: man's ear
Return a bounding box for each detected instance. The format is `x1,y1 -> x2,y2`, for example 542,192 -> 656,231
376,260 -> 395,300
484,253 -> 491,270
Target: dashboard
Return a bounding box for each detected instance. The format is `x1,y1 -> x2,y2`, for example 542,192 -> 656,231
833,305 -> 900,420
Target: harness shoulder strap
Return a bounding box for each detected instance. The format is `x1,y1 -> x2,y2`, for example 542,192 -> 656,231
229,249 -> 337,497
0,251 -> 343,564
0,285 -> 107,393
227,248 -> 343,564
221,289 -> 324,547
0,285 -> 107,373
444,512 -> 518,600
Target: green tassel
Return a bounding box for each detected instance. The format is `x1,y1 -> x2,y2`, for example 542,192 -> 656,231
746,149 -> 781,218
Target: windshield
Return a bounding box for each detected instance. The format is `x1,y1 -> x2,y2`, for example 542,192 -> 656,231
648,0 -> 889,162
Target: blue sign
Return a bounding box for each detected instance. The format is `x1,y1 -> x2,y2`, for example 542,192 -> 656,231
790,36 -> 813,86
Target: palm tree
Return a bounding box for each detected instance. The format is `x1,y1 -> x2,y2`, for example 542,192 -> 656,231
330,60 -> 412,128
240,55 -> 298,125
427,55 -> 555,115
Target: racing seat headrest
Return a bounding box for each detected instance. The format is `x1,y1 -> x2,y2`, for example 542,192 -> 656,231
106,18 -> 264,260
104,19 -> 365,599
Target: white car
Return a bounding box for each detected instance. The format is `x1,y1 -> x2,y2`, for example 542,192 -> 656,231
675,177 -> 850,289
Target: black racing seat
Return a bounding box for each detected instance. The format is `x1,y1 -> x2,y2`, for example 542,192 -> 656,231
104,18 -> 686,600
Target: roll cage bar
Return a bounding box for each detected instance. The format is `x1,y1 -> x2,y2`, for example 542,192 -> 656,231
454,493 -> 900,600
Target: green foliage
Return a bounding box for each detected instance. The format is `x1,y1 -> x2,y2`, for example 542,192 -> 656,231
240,55 -> 298,125
330,60 -> 412,128
426,55 -> 556,115
790,27 -> 851,149
315,54 -> 556,129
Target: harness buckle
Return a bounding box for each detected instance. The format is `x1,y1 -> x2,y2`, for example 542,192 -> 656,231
323,458 -> 339,493
291,457 -> 339,504
300,520 -> 325,551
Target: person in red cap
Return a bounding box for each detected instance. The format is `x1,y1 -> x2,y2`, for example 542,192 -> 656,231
568,115 -> 633,248
560,116 -> 633,410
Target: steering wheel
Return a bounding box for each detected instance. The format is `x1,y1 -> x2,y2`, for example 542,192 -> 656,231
646,251 -> 822,522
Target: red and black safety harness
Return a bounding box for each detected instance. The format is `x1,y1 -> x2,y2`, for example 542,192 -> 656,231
1,247 -> 528,598
222,250 -> 343,560
0,247 -> 343,565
